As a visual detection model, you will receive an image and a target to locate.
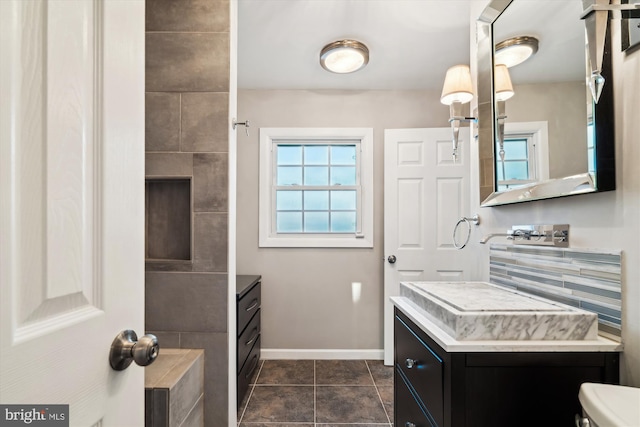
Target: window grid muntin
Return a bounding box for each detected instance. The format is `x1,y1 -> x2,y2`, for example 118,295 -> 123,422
273,141 -> 361,235
496,133 -> 537,190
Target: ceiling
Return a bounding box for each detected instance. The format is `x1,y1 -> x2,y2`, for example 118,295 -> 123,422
237,0 -> 473,91
237,1 -> 586,91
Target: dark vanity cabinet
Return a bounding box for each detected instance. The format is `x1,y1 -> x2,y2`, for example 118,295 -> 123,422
394,308 -> 619,427
237,275 -> 261,407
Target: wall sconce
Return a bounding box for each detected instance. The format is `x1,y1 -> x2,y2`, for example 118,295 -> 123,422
440,64 -> 477,161
581,0 -> 640,103
494,64 -> 514,177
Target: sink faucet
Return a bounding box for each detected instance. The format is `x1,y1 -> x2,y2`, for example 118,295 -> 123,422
479,233 -> 514,244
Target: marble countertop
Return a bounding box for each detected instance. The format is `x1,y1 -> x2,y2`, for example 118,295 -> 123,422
392,296 -> 622,352
400,281 -> 599,341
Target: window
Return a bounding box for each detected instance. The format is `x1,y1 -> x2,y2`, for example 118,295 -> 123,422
495,134 -> 536,190
259,128 -> 373,248
497,121 -> 549,191
587,121 -> 595,174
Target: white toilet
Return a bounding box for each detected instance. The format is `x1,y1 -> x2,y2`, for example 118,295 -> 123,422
578,383 -> 640,427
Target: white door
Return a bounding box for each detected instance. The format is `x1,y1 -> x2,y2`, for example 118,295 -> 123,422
383,128 -> 472,364
1,1 -> 145,426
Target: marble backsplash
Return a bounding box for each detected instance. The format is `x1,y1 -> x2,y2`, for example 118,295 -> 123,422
489,244 -> 622,339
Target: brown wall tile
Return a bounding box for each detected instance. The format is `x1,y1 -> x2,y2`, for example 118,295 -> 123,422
194,153 -> 228,212
146,33 -> 230,92
181,92 -> 229,152
152,389 -> 169,427
168,351 -> 204,427
180,332 -> 228,427
145,389 -> 154,427
146,331 -> 181,348
180,394 -> 204,427
146,92 -> 181,152
146,260 -> 194,272
146,153 -> 194,177
146,0 -> 229,33
145,272 -> 228,333
193,213 -> 228,272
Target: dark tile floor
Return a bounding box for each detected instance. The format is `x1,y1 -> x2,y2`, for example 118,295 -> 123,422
238,359 -> 394,426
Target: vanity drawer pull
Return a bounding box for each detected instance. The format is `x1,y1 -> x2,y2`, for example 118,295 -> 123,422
405,422 -> 416,427
405,358 -> 418,369
575,414 -> 590,427
245,299 -> 259,312
245,328 -> 259,346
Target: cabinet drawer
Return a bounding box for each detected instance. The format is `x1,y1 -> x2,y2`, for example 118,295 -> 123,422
237,282 -> 261,335
237,310 -> 260,373
395,366 -> 437,427
395,314 -> 444,427
237,335 -> 261,408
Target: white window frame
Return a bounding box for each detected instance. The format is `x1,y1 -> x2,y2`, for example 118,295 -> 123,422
498,121 -> 549,189
259,127 -> 374,248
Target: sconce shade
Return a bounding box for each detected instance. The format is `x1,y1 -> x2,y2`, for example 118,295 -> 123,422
494,64 -> 514,101
320,40 -> 369,74
440,65 -> 474,105
495,36 -> 539,68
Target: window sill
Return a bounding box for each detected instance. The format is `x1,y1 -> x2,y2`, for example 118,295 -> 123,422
259,235 -> 373,248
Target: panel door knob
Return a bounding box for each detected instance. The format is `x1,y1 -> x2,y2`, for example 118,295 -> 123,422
109,330 -> 159,371
575,415 -> 590,427
387,255 -> 397,264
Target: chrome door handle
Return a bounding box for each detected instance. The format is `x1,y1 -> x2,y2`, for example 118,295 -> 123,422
387,255 -> 397,264
109,330 -> 159,371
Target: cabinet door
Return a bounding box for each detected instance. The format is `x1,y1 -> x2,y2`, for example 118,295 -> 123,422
237,335 -> 261,408
238,310 -> 260,373
395,314 -> 444,426
238,282 -> 261,334
396,367 -> 437,427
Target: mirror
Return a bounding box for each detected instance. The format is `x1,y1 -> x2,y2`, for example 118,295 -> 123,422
477,0 -> 615,207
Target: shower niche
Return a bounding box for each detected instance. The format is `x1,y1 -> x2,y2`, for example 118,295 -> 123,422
145,178 -> 191,263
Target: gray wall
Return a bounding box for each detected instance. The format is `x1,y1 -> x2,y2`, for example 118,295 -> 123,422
469,1 -> 640,387
144,1 -> 230,425
237,89 -> 448,351
506,81 -> 588,178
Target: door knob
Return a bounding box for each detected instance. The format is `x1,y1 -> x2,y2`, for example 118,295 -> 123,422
575,415 -> 590,427
109,330 -> 159,371
387,255 -> 397,264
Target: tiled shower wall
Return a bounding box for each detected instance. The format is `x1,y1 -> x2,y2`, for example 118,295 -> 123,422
489,244 -> 622,339
144,1 -> 230,426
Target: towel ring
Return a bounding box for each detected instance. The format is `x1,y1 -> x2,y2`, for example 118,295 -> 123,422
453,214 -> 480,250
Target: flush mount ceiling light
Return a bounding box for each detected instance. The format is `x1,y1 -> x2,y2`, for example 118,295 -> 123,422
320,40 -> 369,74
495,36 -> 539,68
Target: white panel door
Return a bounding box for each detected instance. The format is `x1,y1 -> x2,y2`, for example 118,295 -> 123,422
383,128 -> 472,364
0,1 -> 145,425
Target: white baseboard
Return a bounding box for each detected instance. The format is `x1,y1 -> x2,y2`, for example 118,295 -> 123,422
261,348 -> 384,360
